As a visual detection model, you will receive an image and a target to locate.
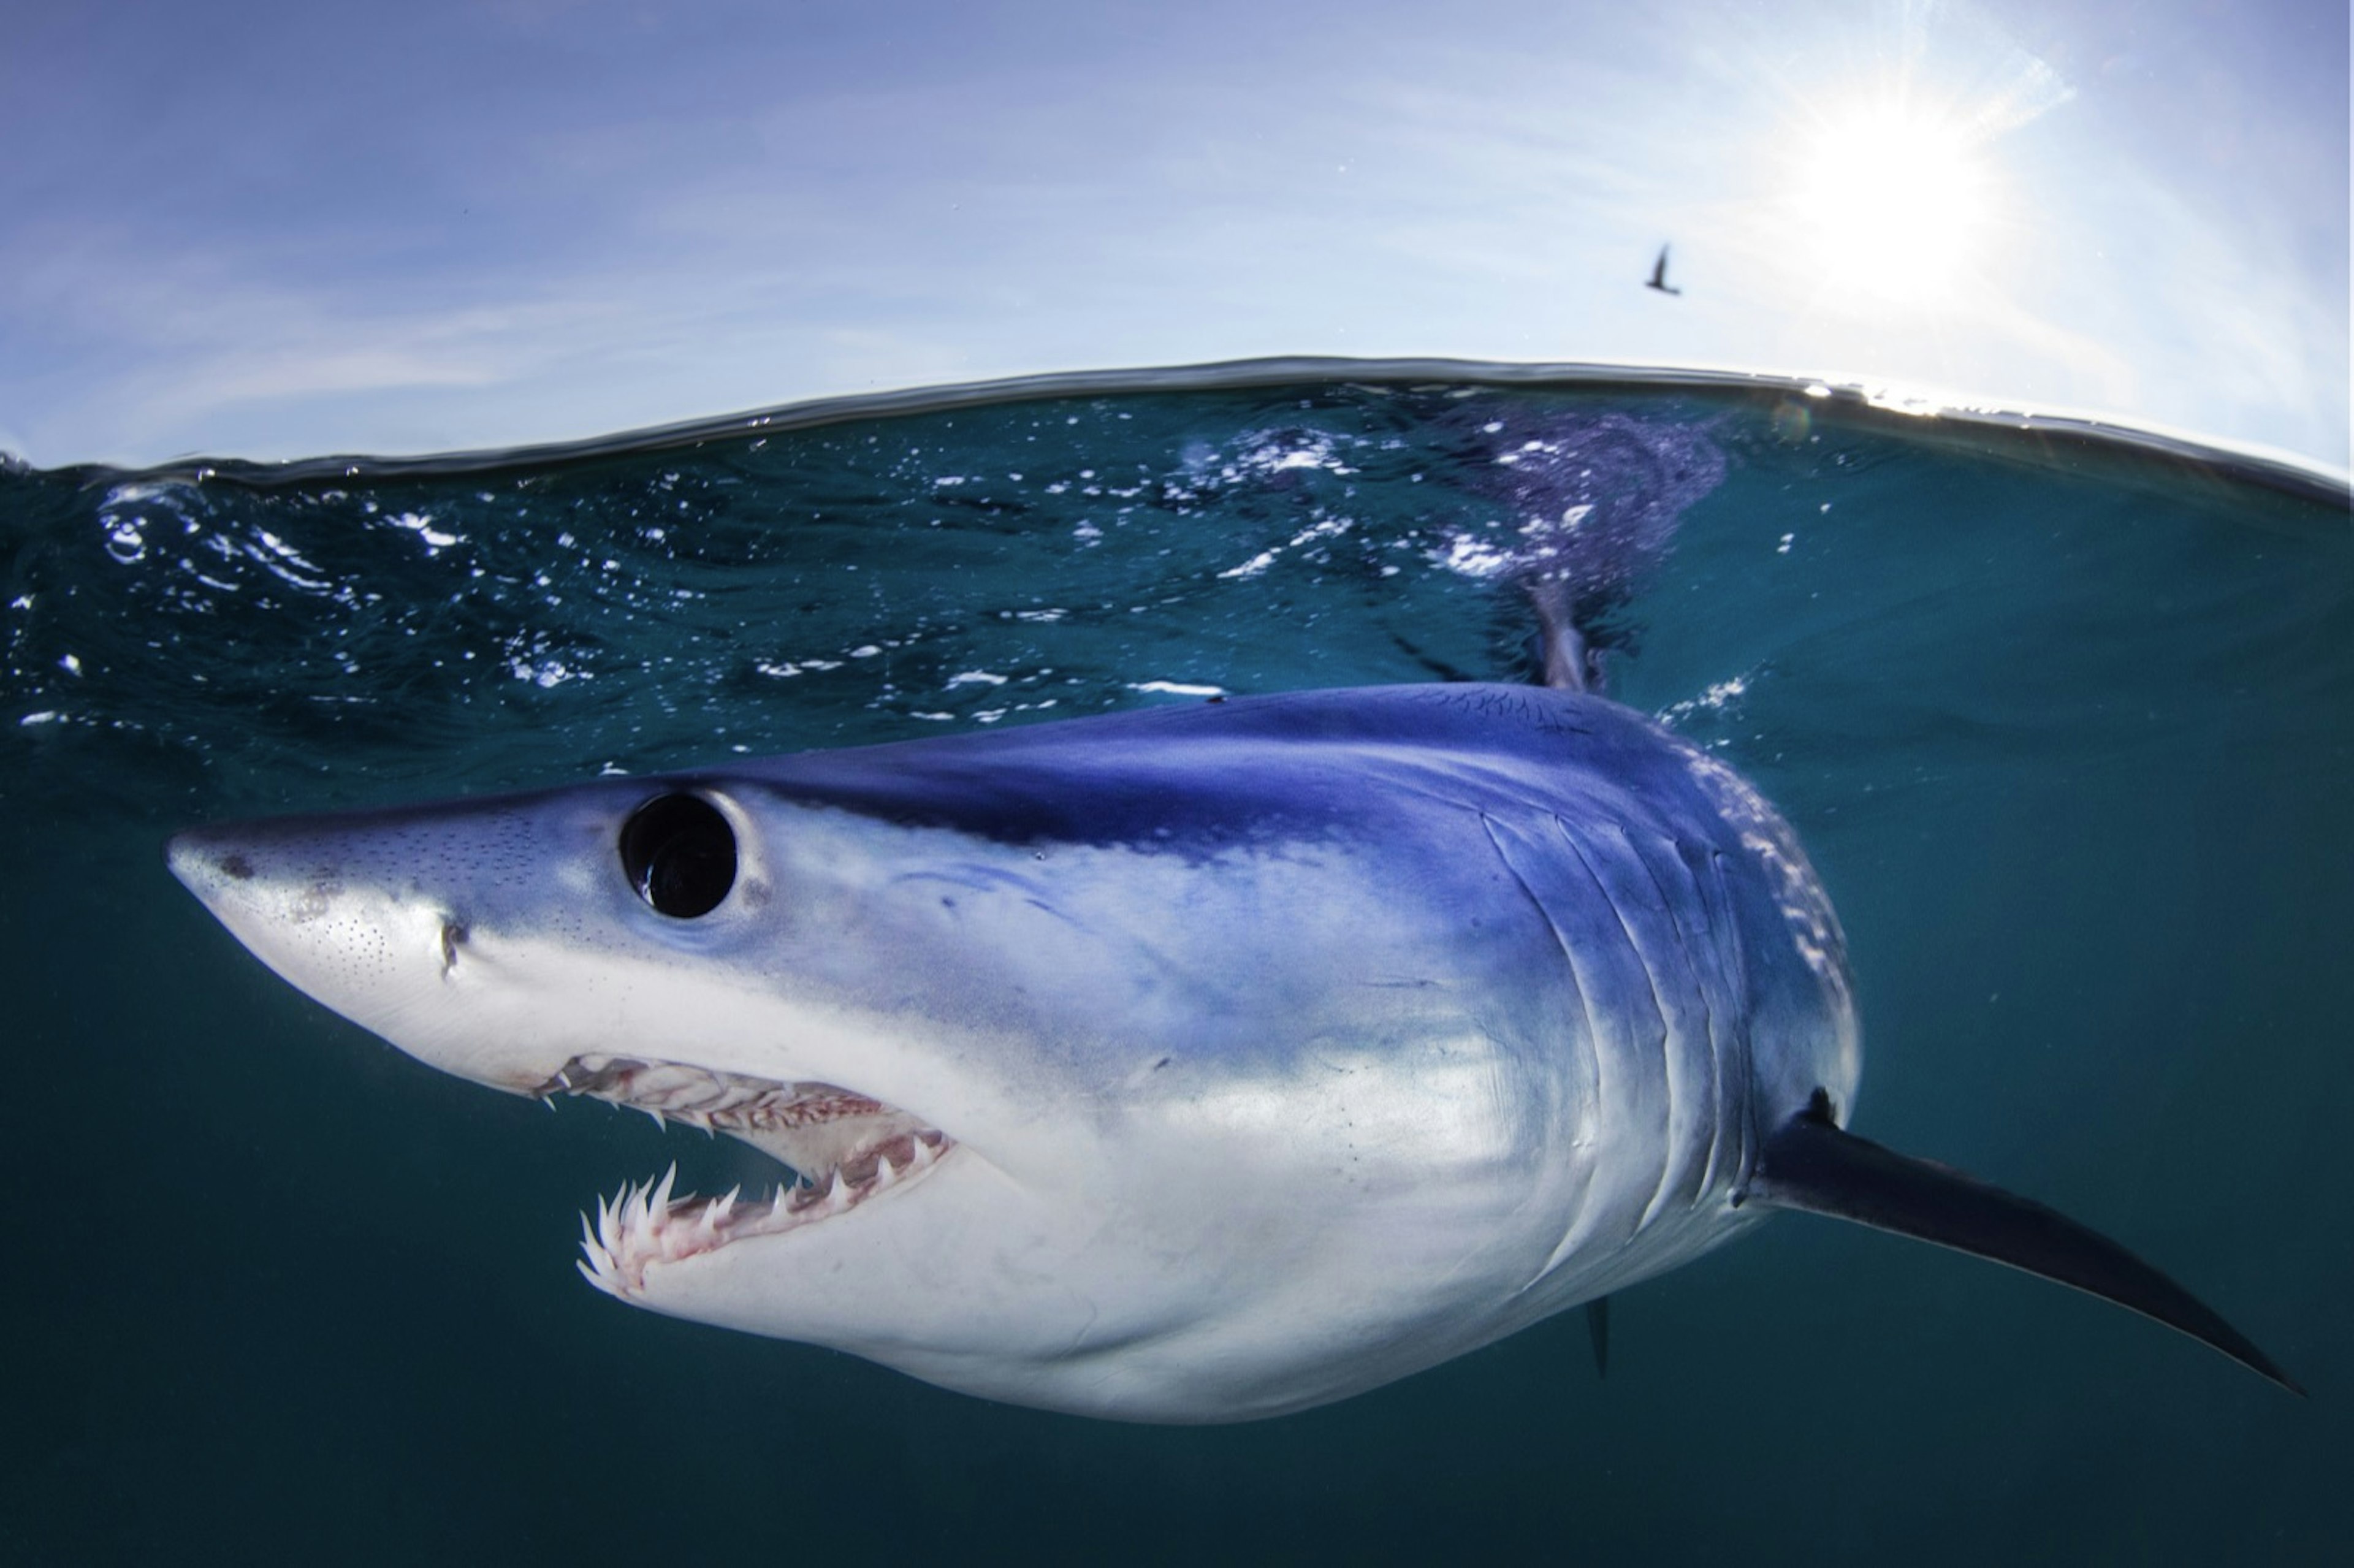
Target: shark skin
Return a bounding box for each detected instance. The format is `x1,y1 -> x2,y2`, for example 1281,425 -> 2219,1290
165,682 -> 2287,1421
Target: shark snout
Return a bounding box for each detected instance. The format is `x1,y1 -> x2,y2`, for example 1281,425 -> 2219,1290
167,825 -> 280,908
166,818 -> 464,1038
167,824 -> 353,929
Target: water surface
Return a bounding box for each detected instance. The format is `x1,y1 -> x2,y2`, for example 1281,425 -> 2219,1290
2,363 -> 2347,1562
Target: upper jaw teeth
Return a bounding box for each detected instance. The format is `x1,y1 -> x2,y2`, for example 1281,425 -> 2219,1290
533,1054 -> 891,1135
534,1051 -> 945,1180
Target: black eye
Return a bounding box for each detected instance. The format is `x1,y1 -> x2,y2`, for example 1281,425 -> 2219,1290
619,794 -> 737,918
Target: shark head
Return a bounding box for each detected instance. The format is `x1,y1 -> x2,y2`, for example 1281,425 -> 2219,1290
167,784 -> 1404,1418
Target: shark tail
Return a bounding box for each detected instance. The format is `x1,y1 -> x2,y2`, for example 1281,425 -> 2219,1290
1740,1091 -> 2301,1395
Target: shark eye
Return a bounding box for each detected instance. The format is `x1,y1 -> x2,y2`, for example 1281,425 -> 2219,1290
619,794 -> 737,918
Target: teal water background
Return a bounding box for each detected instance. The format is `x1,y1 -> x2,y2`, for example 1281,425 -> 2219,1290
2,367 -> 2348,1562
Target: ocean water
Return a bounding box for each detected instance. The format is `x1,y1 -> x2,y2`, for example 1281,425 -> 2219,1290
2,363 -> 2347,1563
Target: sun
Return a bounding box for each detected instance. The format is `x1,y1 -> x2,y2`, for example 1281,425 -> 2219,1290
1782,94 -> 1998,306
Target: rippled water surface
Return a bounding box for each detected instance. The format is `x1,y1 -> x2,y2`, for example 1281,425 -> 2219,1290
2,366 -> 2347,1562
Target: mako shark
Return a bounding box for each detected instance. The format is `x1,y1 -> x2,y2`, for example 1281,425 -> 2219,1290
167,680 -> 2295,1420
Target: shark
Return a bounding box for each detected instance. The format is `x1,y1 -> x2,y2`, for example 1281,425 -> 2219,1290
166,679 -> 2296,1420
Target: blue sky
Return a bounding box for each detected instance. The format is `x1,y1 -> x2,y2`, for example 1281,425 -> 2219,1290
1,0 -> 2344,470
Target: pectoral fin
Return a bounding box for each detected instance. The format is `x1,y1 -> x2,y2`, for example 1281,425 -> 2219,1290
1741,1092 -> 2300,1395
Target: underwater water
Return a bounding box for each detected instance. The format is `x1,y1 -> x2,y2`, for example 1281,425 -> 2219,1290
1,362 -> 2348,1562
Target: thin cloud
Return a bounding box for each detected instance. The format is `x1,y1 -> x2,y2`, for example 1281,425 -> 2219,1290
0,0 -> 2340,467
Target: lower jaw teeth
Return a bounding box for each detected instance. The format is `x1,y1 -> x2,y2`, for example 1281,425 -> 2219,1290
813,1128 -> 949,1194
575,1128 -> 954,1296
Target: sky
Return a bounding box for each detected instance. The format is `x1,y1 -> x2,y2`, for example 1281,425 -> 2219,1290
0,0 -> 2345,471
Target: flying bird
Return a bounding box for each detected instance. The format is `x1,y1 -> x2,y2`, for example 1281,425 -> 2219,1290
1647,245 -> 1682,295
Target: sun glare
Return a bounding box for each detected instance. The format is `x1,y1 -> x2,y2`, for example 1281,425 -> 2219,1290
1783,97 -> 1997,306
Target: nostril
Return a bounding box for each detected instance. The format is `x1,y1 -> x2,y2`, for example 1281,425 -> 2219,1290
218,853 -> 254,881
440,921 -> 469,973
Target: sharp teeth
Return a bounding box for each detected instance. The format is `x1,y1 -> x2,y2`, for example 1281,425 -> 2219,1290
575,1098 -> 947,1275
576,1207 -> 625,1295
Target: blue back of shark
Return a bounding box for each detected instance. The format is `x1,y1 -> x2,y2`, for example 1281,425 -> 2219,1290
736,680 -> 1859,1183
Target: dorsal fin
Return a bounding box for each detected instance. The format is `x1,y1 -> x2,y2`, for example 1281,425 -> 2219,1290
1524,578 -> 1596,693
1741,1092 -> 2301,1394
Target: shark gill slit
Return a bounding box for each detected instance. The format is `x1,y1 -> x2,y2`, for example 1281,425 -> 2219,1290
1480,813 -> 1612,1287
1520,821 -> 1655,1258
1658,837 -> 1732,1200
1628,830 -> 1726,1212
1557,821 -> 1683,1233
1701,848 -> 1754,1191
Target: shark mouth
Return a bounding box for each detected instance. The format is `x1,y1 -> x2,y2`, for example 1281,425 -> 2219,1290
534,1054 -> 954,1294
